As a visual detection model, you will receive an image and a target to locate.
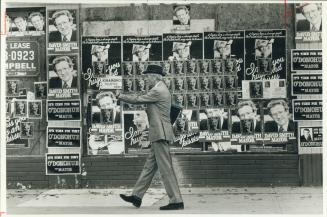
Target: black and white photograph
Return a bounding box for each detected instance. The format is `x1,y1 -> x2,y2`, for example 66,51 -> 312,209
163,33 -> 203,61
34,82 -> 47,99
3,2 -> 323,216
48,54 -> 80,98
20,122 -> 34,139
123,36 -> 162,62
28,100 -> 42,119
6,7 -> 46,36
47,9 -> 79,53
13,100 -> 27,118
6,80 -> 19,97
295,3 -> 322,32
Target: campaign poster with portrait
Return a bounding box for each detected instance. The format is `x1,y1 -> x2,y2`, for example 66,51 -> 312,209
47,9 -> 79,53
6,80 -> 20,97
6,7 -> 46,37
245,29 -> 286,80
122,35 -> 162,62
82,36 -> 122,90
171,110 -> 202,151
6,40 -> 40,76
291,49 -> 322,71
28,100 -> 42,119
291,74 -> 322,96
204,31 -> 244,87
34,82 -> 48,99
299,126 -> 322,147
6,118 -> 29,148
199,108 -> 230,142
263,99 -> 296,146
242,79 -> 287,99
48,54 -> 80,99
163,33 -> 203,61
172,5 -> 191,31
123,111 -> 150,153
293,100 -> 322,121
230,100 -> 264,146
87,90 -> 124,155
295,3 -> 322,43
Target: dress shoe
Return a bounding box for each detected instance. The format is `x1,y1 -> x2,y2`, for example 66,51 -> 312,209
160,202 -> 184,210
119,194 -> 142,208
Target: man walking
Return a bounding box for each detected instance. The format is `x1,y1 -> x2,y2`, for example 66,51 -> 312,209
118,64 -> 184,210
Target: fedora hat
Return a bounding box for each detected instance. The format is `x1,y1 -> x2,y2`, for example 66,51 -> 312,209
143,64 -> 165,76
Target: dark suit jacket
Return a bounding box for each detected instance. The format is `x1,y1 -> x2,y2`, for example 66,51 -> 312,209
232,120 -> 262,134
120,81 -> 174,142
49,30 -> 77,42
49,76 -> 78,89
264,120 -> 295,133
92,111 -> 121,124
297,19 -> 322,31
300,135 -> 312,142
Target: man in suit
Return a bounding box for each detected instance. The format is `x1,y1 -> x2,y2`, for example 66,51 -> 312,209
49,10 -> 77,42
49,56 -> 78,89
296,3 -> 322,32
28,12 -> 45,31
118,64 -> 184,210
264,99 -> 295,133
232,100 -> 261,134
300,128 -> 312,142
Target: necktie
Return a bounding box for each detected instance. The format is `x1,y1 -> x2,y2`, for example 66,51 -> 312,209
278,127 -> 284,133
63,82 -> 69,88
63,36 -> 68,42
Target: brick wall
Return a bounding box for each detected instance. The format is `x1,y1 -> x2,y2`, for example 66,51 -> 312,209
7,154 -> 300,189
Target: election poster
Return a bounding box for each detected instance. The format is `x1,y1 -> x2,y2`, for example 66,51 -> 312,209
6,118 -> 29,148
242,79 -> 287,99
163,33 -> 203,61
28,100 -> 42,119
123,111 -> 150,153
172,5 -> 191,31
87,90 -> 124,155
46,153 -> 80,175
293,100 -> 322,121
299,126 -> 322,147
295,3 -> 322,43
262,99 -> 296,146
48,54 -> 80,99
47,100 -> 81,121
245,29 -> 286,80
122,35 -> 162,62
82,36 -> 122,90
6,40 -> 40,76
291,49 -> 322,71
171,110 -> 202,151
230,100 -> 264,146
6,80 -> 20,97
34,82 -> 48,99
47,127 -> 81,148
6,7 -> 46,37
198,108 -> 230,142
291,74 -> 322,95
47,9 -> 79,53
204,31 -> 244,88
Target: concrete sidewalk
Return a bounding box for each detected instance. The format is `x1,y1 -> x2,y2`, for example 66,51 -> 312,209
6,187 -> 323,215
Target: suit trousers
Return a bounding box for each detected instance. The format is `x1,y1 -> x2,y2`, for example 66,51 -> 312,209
132,139 -> 183,203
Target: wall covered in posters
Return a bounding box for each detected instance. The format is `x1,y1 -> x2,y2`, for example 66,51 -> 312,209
7,3 -> 307,157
